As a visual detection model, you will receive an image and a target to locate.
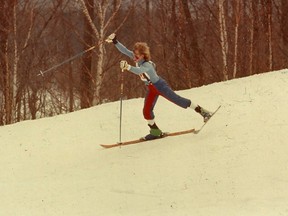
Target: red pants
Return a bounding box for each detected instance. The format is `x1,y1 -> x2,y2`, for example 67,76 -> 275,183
143,84 -> 160,120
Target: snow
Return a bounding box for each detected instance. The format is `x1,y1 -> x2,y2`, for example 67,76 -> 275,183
1,69 -> 288,216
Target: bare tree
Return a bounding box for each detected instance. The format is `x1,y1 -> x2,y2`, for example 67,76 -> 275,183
145,0 -> 151,40
79,0 -> 128,106
264,0 -> 273,71
249,0 -> 256,75
232,0 -> 242,78
281,0 -> 288,63
0,0 -> 14,125
80,0 -> 95,108
218,0 -> 229,80
180,0 -> 204,86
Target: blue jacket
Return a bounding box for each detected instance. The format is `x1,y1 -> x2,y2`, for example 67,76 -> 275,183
115,41 -> 160,85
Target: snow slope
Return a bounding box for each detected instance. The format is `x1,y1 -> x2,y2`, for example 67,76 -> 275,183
1,69 -> 288,216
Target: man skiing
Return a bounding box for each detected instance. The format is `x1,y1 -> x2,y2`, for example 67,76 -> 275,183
106,33 -> 212,140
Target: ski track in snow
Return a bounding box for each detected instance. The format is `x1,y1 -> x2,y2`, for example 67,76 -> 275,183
1,69 -> 288,216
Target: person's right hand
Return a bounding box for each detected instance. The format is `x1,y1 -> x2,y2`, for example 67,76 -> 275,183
120,60 -> 130,71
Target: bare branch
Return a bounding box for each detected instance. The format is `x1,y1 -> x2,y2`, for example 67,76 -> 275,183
78,0 -> 99,38
103,0 -> 122,31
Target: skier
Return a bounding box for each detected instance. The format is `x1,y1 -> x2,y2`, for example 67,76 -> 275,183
106,33 -> 212,140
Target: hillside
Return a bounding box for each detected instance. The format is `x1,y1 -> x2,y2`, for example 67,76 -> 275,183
1,69 -> 288,216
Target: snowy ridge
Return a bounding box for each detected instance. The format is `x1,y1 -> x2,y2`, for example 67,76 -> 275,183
1,69 -> 288,216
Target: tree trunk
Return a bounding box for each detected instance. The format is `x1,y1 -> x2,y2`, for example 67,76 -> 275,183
145,0 -> 151,40
218,0 -> 229,81
0,1 -> 13,124
180,0 -> 204,86
249,0 -> 255,75
28,88 -> 37,120
266,0 -> 273,71
68,64 -> 74,113
233,0 -> 242,78
92,1 -> 106,105
80,0 -> 94,108
94,32 -> 104,105
12,0 -> 18,122
171,0 -> 180,76
80,0 -> 124,105
261,0 -> 273,71
282,0 -> 288,47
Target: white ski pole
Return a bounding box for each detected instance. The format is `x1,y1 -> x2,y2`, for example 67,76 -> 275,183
119,68 -> 124,143
37,40 -> 105,77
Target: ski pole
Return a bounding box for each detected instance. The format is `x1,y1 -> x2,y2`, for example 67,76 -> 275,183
37,40 -> 105,77
119,68 -> 124,144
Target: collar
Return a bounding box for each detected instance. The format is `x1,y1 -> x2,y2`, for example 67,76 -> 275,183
137,59 -> 146,66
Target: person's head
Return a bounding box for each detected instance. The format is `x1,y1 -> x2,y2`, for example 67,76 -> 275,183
133,42 -> 151,62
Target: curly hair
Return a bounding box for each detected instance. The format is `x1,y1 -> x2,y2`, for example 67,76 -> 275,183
134,42 -> 151,61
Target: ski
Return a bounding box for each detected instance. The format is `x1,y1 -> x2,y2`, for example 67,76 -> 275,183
100,105 -> 221,148
100,128 -> 195,149
194,105 -> 221,134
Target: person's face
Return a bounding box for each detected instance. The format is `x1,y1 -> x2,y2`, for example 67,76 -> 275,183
133,50 -> 144,62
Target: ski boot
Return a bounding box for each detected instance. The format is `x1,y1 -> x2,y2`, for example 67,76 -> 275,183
195,105 -> 212,122
143,123 -> 164,140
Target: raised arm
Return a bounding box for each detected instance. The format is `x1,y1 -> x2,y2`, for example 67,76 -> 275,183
115,41 -> 134,59
106,33 -> 134,59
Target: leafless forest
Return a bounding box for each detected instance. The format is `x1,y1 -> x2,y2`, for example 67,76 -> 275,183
0,0 -> 287,125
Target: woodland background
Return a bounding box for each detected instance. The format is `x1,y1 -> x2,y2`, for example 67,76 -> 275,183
0,0 -> 287,125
